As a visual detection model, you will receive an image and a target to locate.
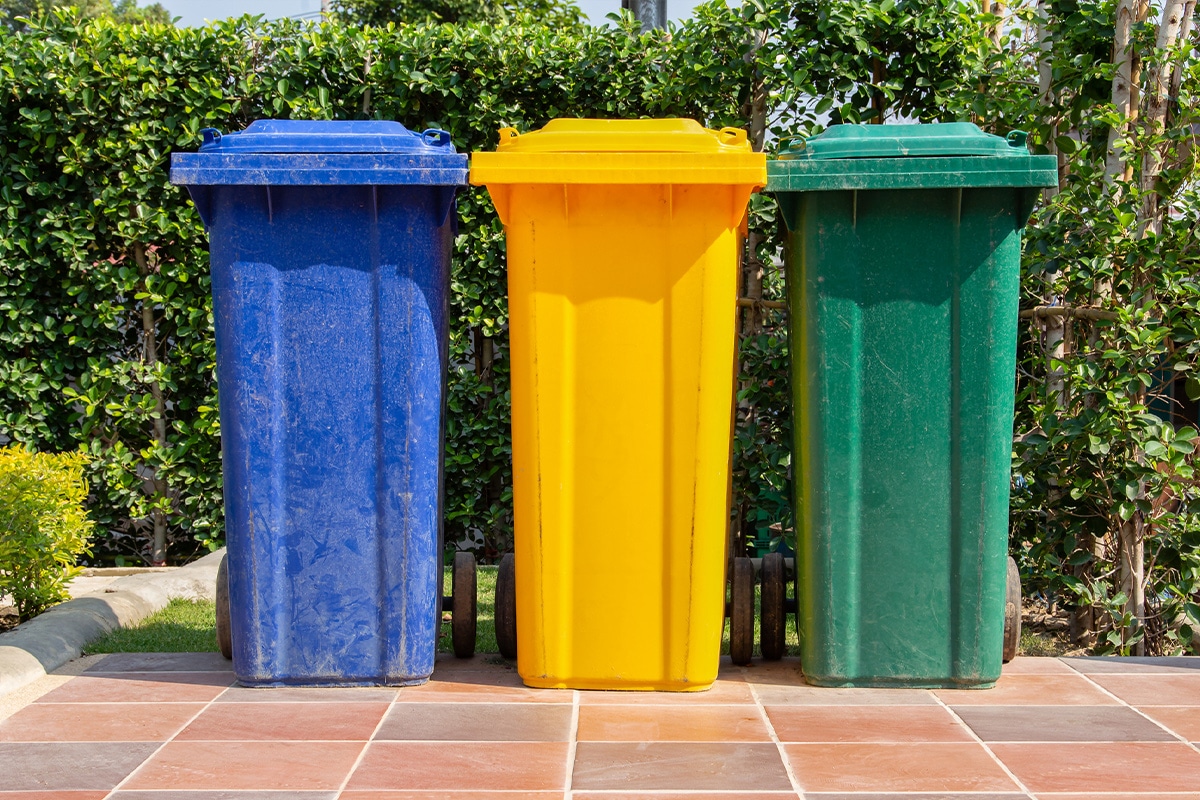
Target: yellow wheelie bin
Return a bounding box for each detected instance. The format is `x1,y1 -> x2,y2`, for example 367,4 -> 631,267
471,119 -> 765,691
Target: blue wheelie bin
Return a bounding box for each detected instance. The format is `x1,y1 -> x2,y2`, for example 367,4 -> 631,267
171,120 -> 472,686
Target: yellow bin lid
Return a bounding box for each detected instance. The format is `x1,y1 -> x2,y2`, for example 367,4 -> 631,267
470,118 -> 767,185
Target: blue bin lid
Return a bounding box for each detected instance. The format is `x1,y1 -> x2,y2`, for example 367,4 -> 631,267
170,119 -> 469,187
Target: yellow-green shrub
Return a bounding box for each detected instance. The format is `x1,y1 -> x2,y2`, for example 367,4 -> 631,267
0,446 -> 94,620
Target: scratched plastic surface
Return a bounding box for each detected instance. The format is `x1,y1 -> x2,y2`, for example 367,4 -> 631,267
768,124 -> 1057,688
472,119 -> 766,691
171,121 -> 467,686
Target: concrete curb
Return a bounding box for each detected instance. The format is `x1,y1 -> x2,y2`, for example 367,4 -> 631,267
0,548 -> 223,699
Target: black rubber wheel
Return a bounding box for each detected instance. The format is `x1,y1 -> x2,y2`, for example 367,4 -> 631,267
216,553 -> 232,660
451,552 -> 478,658
730,557 -> 755,666
760,553 -> 786,661
1003,555 -> 1022,663
496,553 -> 518,660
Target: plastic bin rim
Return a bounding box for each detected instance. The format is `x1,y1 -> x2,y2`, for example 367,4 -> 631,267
491,118 -> 754,154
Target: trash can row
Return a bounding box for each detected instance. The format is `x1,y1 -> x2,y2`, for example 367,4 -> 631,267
170,118 -> 1057,692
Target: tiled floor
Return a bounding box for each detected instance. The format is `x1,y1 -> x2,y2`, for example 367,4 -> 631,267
1,653 -> 1198,798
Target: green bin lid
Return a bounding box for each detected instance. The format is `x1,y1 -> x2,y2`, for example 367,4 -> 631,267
767,122 -> 1059,192
780,122 -> 1029,160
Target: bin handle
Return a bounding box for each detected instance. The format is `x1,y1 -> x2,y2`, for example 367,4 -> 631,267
200,128 -> 222,149
498,126 -> 520,142
718,127 -> 748,145
1007,130 -> 1029,150
774,134 -> 807,155
422,129 -> 452,147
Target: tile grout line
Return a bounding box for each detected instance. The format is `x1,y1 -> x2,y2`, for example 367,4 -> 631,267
99,675 -> 239,799
747,677 -> 805,799
929,690 -> 1038,800
332,686 -> 401,798
563,689 -> 581,800
1058,656 -> 1200,756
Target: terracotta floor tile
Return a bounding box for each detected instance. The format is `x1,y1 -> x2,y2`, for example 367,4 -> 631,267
215,686 -> 398,703
571,742 -> 791,791
122,740 -> 363,790
426,669 -> 527,688
576,704 -> 771,742
991,742 -> 1200,792
803,795 -> 1026,800
785,743 -> 1018,793
1063,656 -> 1200,675
86,652 -> 234,673
345,741 -> 568,790
34,672 -> 232,704
576,679 -> 754,705
176,701 -> 388,740
1038,795 -> 1200,800
737,657 -> 805,686
0,793 -> 110,799
1090,674 -> 1200,706
1139,705 -> 1200,740
1001,657 -> 1076,675
0,742 -> 160,791
106,793 -> 337,799
936,674 -> 1118,706
339,793 -> 562,800
395,679 -> 570,704
376,702 -> 572,741
766,704 -> 973,743
0,702 -> 204,742
573,794 -> 798,800
753,684 -> 938,705
956,705 -> 1175,742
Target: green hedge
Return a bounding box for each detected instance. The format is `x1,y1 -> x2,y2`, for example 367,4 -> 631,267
0,0 -> 1014,565
5,1 -> 1197,655
0,7 -> 771,563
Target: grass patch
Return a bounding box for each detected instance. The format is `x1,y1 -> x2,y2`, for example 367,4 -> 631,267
82,565 -> 804,659
1019,626 -> 1077,657
86,598 -> 218,654
82,568 -> 1043,664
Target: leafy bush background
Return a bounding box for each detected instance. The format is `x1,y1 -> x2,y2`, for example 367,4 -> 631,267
1,0 -> 1197,651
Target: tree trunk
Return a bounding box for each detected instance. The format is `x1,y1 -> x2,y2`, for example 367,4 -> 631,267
1168,2 -> 1196,123
1119,515 -> 1147,655
1116,0 -> 1193,655
1138,0 -> 1189,237
133,244 -> 169,566
1037,0 -> 1060,200
1106,0 -> 1144,185
740,31 -> 768,339
982,0 -> 1006,48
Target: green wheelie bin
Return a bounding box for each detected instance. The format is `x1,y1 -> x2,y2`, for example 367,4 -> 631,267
767,123 -> 1057,688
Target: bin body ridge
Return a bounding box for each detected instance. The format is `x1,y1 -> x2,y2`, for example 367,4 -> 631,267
768,122 -> 1057,688
171,120 -> 467,686
213,185 -> 450,685
508,184 -> 739,690
473,118 -> 766,690
789,187 -> 1024,686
